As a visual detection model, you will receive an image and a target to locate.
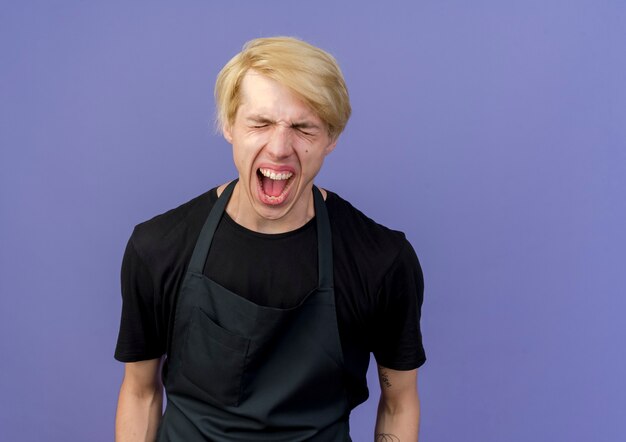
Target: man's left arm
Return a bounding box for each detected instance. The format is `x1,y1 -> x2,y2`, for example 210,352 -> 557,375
374,365 -> 420,441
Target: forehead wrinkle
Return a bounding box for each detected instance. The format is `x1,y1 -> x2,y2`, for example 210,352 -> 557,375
237,74 -> 322,127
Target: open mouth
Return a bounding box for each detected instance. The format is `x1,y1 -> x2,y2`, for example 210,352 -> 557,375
257,167 -> 294,205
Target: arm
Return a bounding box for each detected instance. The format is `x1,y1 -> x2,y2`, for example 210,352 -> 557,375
374,366 -> 420,442
115,358 -> 164,442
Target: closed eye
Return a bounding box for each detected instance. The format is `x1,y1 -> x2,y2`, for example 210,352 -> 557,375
246,116 -> 273,129
297,128 -> 313,136
292,123 -> 319,137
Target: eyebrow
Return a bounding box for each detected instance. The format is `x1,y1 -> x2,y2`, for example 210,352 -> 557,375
246,116 -> 274,125
291,121 -> 320,130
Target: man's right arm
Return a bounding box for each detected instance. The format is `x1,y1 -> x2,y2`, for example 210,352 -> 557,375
115,358 -> 164,442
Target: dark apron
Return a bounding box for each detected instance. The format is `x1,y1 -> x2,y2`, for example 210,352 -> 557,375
157,180 -> 351,441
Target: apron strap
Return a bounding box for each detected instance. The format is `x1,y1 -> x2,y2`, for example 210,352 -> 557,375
187,179 -> 238,274
313,186 -> 334,290
187,179 -> 334,290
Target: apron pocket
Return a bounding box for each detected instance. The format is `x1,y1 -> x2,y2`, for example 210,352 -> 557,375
181,306 -> 250,407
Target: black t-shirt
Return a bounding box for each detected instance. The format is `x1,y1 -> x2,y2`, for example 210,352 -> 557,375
115,186 -> 426,409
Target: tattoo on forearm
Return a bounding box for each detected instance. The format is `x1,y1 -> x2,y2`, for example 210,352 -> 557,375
378,366 -> 392,389
375,433 -> 400,442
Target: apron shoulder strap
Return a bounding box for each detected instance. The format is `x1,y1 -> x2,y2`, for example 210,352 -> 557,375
187,179 -> 238,274
313,186 -> 334,290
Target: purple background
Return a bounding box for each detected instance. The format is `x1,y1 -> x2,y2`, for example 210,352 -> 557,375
1,1 -> 625,441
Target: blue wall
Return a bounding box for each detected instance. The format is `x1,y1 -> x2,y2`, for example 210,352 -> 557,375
1,1 -> 624,440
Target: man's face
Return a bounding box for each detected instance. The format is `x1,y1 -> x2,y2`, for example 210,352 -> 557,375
223,71 -> 337,232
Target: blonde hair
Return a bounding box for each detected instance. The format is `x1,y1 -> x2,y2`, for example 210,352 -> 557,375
215,36 -> 351,139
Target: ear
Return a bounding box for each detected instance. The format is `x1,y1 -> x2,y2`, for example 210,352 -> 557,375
324,137 -> 338,156
223,123 -> 233,144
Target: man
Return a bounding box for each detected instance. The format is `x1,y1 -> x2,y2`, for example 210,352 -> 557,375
115,36 -> 425,441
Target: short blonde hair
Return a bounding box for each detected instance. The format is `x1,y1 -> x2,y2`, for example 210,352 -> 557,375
215,36 -> 351,139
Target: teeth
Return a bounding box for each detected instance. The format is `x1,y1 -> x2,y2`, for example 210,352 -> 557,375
259,168 -> 293,180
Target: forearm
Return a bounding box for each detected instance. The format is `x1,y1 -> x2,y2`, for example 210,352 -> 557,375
374,390 -> 420,441
115,380 -> 163,442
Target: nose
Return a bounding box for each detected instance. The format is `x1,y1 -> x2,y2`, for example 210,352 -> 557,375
265,125 -> 294,160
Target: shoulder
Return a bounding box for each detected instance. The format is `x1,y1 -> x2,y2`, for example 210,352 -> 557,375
325,190 -> 412,276
129,187 -> 218,264
325,190 -> 408,248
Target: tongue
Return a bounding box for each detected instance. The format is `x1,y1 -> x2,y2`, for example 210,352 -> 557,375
262,176 -> 288,197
